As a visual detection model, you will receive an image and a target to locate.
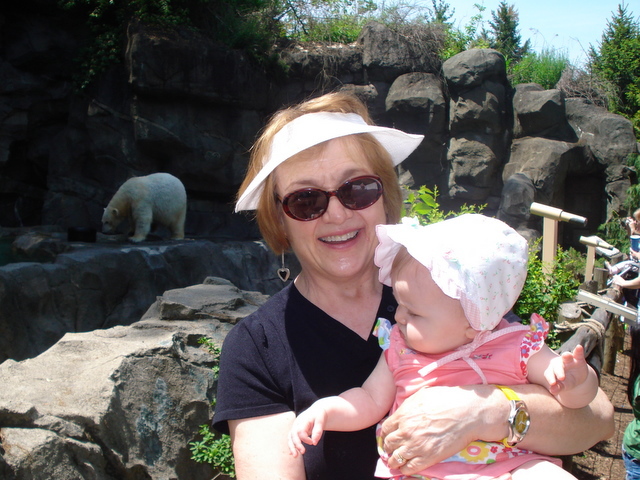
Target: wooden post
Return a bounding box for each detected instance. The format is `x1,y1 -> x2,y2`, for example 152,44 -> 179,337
603,315 -> 625,374
579,236 -> 614,282
558,287 -> 624,376
530,203 -> 588,276
584,245 -> 596,282
542,216 -> 558,275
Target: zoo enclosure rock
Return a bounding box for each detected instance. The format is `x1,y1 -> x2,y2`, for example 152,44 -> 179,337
0,237 -> 288,363
1,4 -> 637,245
0,278 -> 266,480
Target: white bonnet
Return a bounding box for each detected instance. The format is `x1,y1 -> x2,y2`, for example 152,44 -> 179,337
375,214 -> 528,331
235,112 -> 424,211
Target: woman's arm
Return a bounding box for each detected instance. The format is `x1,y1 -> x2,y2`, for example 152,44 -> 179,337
613,274 -> 640,289
230,412 -> 306,480
380,383 -> 614,475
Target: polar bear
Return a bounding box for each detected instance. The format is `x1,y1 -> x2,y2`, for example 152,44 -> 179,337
102,172 -> 187,243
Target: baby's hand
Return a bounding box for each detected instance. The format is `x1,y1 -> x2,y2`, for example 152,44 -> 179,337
288,406 -> 327,457
545,344 -> 589,396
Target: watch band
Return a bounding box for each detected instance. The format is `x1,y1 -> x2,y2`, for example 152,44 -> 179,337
496,385 -> 530,447
496,384 -> 520,402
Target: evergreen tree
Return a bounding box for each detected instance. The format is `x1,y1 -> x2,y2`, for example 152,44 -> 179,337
589,3 -> 640,136
488,2 -> 530,63
426,0 -> 454,25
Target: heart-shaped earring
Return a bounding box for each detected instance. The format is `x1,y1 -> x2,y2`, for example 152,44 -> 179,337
278,252 -> 291,282
277,268 -> 290,282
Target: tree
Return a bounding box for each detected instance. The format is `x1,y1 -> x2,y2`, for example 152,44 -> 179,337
589,3 -> 640,136
488,1 -> 530,63
439,2 -> 489,59
426,0 -> 454,25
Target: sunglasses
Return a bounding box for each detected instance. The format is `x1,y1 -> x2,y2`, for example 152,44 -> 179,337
279,175 -> 384,221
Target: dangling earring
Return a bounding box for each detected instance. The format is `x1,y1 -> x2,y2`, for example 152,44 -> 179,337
277,251 -> 291,282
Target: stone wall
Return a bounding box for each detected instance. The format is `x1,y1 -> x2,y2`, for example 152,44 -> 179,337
1,4 -> 637,247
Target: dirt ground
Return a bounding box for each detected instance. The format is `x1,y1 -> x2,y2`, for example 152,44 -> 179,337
569,327 -> 631,480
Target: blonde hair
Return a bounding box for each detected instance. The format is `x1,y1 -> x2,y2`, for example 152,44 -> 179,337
238,92 -> 403,254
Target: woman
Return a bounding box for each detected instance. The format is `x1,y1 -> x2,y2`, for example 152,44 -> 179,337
212,92 -> 614,480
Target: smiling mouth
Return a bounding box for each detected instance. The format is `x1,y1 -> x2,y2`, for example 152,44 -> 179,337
320,230 -> 358,243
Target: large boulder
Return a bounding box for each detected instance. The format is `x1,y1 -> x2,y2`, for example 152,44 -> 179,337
448,80 -> 507,134
385,72 -> 447,188
126,22 -> 270,109
0,237 -> 295,363
443,49 -> 510,210
503,136 -> 582,205
566,98 -> 637,166
442,48 -> 507,90
0,277 -> 264,479
513,84 -> 573,140
447,135 -> 503,203
360,21 -> 441,83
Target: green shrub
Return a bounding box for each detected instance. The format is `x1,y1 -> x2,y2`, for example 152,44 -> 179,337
512,241 -> 582,349
402,185 -> 485,224
190,424 -> 235,478
189,337 -> 235,478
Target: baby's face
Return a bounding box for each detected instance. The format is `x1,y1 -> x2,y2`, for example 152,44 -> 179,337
391,257 -> 475,354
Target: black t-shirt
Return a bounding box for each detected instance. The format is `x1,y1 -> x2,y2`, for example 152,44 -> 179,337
212,283 -> 398,480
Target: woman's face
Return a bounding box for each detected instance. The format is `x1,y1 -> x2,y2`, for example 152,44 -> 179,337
273,137 -> 387,284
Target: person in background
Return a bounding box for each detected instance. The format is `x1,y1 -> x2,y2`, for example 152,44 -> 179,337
624,324 -> 640,480
289,214 -> 599,480
605,208 -> 640,278
212,91 -> 614,480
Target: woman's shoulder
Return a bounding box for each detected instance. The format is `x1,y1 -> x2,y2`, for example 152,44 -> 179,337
228,284 -> 294,334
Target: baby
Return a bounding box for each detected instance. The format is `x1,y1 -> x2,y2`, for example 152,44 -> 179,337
289,214 -> 599,480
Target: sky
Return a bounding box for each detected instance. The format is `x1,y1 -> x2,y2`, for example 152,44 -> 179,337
414,0 -> 635,66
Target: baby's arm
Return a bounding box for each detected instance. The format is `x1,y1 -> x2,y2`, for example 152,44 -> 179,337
288,353 -> 396,457
526,344 -> 599,409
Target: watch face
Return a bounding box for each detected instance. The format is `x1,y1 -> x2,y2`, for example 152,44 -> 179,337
515,409 -> 530,434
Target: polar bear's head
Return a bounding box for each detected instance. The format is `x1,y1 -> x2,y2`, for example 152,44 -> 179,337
102,207 -> 124,233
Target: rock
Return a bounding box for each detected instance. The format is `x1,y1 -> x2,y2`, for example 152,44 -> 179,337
0,277 -> 262,479
566,98 -> 637,166
503,136 -> 581,204
278,41 -> 364,85
497,172 -> 537,237
360,21 -> 441,83
513,84 -> 573,140
0,4 -> 639,250
448,80 -> 507,134
444,51 -> 510,210
11,231 -> 71,261
447,135 -> 501,203
385,72 -> 447,188
0,238 -> 298,363
140,278 -> 269,323
442,48 -> 506,90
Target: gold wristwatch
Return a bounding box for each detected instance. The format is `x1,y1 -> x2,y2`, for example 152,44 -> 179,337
496,385 -> 530,447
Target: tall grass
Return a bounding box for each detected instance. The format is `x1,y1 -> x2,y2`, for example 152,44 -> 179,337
509,48 -> 569,89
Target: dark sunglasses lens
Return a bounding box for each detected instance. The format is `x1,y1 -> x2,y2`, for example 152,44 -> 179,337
285,190 -> 328,220
338,177 -> 383,210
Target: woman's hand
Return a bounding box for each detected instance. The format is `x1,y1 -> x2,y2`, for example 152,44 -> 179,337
379,385 -> 506,475
379,383 -> 614,476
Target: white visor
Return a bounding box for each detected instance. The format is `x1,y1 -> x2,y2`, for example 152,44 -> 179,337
235,112 -> 424,212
